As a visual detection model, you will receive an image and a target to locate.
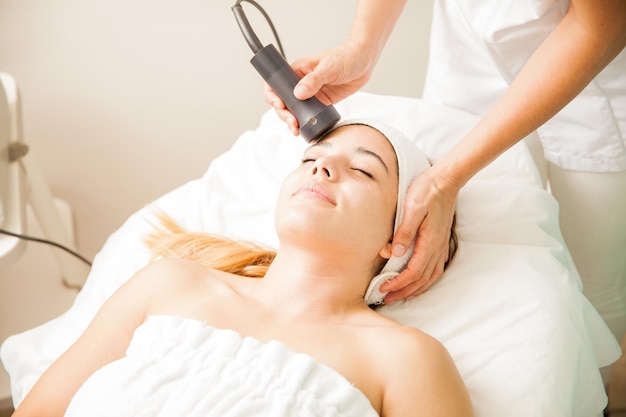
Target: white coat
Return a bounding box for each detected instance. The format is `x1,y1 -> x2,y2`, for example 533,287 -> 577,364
422,0 -> 626,172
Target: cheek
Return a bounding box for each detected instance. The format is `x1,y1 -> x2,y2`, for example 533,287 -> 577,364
374,187 -> 398,240
352,189 -> 396,241
377,197 -> 397,238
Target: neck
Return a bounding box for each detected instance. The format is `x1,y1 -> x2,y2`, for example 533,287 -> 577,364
255,245 -> 373,319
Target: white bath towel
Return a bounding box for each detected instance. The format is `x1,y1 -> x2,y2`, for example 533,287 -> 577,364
64,315 -> 379,417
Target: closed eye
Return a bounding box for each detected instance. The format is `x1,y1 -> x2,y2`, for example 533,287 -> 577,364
352,167 -> 373,178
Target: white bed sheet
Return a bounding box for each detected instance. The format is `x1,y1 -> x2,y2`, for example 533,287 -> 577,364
1,92 -> 621,416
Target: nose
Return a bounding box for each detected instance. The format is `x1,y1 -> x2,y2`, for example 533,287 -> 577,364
311,157 -> 334,180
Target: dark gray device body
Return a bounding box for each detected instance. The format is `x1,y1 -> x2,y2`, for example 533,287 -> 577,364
251,44 -> 340,142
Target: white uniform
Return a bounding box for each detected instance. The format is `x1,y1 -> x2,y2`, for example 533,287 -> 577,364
422,0 -> 626,346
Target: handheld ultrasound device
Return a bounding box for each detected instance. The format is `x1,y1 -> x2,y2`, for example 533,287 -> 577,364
231,0 -> 340,142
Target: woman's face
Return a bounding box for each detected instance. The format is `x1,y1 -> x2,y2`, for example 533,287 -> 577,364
275,124 -> 399,266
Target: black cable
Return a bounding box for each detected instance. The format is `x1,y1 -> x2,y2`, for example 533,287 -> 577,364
0,228 -> 92,266
232,0 -> 286,58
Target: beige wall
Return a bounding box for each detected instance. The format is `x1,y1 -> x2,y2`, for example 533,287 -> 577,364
0,0 -> 433,402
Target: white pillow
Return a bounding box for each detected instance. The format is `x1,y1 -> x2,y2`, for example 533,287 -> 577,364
1,92 -> 620,417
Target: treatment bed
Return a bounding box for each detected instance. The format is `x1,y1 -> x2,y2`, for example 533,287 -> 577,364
1,91 -> 621,416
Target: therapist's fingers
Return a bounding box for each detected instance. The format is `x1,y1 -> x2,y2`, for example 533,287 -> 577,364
387,176 -> 430,263
262,80 -> 283,108
380,169 -> 459,302
293,42 -> 373,103
407,224 -> 450,285
381,235 -> 448,303
261,54 -> 334,109
292,57 -> 342,103
262,82 -> 300,136
394,169 -> 458,262
263,41 -> 373,136
382,248 -> 448,304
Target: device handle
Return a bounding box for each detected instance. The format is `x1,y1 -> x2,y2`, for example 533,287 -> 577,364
251,44 -> 340,141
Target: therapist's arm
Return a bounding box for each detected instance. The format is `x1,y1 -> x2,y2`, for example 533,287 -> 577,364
381,0 -> 626,302
433,0 -> 626,188
263,0 -> 407,135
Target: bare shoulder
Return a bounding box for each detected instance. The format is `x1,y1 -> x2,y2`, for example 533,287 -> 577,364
369,323 -> 474,417
366,322 -> 447,371
131,258 -> 238,311
135,257 -> 211,279
133,257 -> 230,289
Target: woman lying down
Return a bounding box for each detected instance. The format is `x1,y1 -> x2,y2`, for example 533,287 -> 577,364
12,119 -> 473,417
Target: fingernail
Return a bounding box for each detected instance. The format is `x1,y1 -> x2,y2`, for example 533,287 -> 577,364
294,85 -> 308,98
392,244 -> 405,257
272,101 -> 281,109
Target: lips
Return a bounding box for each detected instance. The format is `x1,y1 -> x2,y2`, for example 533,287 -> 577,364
294,183 -> 336,205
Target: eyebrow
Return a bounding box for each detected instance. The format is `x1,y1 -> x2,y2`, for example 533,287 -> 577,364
309,141 -> 390,173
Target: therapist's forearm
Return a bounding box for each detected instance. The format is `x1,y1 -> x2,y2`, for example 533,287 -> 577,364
434,0 -> 626,189
348,0 -> 407,68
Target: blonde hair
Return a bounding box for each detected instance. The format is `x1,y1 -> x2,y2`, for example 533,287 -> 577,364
145,211 -> 276,278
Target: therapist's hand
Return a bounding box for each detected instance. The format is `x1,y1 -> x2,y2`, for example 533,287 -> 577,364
380,167 -> 460,304
263,40 -> 374,135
